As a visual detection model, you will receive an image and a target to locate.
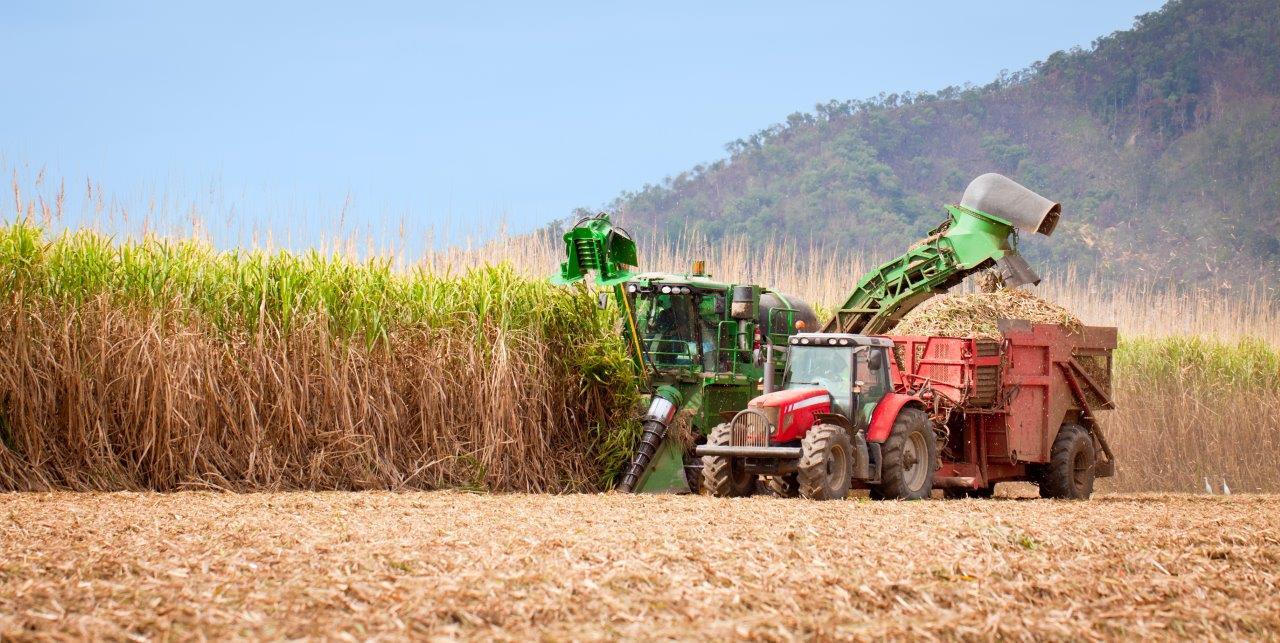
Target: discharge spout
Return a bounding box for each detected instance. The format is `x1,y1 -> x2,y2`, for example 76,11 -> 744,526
823,174 -> 1062,335
961,173 -> 1060,236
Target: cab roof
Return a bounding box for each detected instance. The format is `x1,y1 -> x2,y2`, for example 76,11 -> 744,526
629,272 -> 738,291
789,333 -> 893,348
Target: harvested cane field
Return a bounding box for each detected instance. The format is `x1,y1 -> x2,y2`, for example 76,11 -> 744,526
2,199 -> 1280,639
3,491 -> 1279,639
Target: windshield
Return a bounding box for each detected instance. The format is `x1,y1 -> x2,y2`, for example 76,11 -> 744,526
785,345 -> 854,415
636,292 -> 700,368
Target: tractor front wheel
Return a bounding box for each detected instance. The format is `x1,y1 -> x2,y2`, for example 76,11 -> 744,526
872,407 -> 937,500
1039,424 -> 1096,499
701,423 -> 755,497
798,424 -> 852,501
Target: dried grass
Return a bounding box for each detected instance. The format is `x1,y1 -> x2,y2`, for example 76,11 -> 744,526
0,223 -> 640,493
1,491 -> 1277,640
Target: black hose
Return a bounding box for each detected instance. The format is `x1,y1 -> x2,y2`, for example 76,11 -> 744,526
616,419 -> 668,493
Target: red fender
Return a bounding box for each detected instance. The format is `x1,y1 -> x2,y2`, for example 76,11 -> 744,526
867,393 -> 924,442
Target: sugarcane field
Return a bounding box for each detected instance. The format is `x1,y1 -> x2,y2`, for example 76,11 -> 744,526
3,1 -> 1280,640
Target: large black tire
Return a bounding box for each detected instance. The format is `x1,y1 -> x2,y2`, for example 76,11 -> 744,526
798,424 -> 853,501
701,423 -> 755,497
763,474 -> 799,498
1039,424 -> 1096,499
683,452 -> 703,495
872,407 -> 936,500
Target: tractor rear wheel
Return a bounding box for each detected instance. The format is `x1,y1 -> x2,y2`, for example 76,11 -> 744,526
701,423 -> 755,497
1039,424 -> 1096,499
798,424 -> 852,501
763,474 -> 799,498
872,407 -> 936,500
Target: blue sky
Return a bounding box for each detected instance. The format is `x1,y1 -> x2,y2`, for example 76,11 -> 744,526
2,1 -> 1164,247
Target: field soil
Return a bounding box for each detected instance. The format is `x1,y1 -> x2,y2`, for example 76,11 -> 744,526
2,492 -> 1277,640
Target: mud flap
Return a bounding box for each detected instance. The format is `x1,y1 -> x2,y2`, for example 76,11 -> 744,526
635,436 -> 692,493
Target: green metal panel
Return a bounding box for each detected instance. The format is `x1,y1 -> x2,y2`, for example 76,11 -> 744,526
635,436 -> 691,493
698,383 -> 757,434
823,205 -> 1023,335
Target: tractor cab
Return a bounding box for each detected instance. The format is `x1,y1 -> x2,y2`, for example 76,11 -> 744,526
781,333 -> 893,428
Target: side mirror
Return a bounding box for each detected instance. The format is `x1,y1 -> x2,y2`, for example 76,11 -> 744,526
596,292 -> 610,310
869,350 -> 885,371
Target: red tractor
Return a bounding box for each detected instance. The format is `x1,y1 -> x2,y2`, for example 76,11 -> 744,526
694,322 -> 1117,500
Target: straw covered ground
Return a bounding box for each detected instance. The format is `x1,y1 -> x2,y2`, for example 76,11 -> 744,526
2,491 -> 1278,640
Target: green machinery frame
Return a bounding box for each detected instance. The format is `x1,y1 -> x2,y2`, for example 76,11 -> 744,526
823,205 -> 1043,335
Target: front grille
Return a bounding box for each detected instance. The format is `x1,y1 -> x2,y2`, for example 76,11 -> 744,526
731,410 -> 771,447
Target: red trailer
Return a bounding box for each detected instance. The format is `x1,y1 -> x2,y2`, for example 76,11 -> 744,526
885,321 -> 1117,498
695,321 -> 1117,500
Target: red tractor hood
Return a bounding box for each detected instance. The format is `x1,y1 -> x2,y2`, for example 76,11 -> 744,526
750,387 -> 829,409
748,387 -> 831,443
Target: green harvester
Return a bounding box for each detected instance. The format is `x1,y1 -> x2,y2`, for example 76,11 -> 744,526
554,213 -> 817,492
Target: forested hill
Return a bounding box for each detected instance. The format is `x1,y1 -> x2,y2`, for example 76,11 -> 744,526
603,0 -> 1280,284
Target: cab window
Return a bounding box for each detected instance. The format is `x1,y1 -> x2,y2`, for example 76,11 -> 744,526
785,346 -> 854,416
854,347 -> 891,425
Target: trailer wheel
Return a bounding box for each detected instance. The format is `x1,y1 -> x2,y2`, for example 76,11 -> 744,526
763,474 -> 799,498
798,424 -> 852,501
1039,424 -> 1095,500
872,407 -> 936,500
701,423 -> 755,497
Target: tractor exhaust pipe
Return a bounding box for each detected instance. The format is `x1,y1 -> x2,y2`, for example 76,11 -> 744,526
961,173 -> 1060,236
616,394 -> 679,493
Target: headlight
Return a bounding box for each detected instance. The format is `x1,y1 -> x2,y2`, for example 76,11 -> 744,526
661,285 -> 671,294
839,338 -> 850,346
800,338 -> 809,345
626,283 -> 638,293
828,338 -> 838,345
